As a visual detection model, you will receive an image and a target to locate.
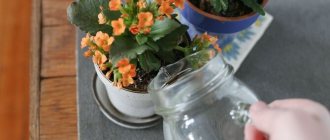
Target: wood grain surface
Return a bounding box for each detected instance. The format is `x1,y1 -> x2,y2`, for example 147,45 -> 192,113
30,0 -> 41,139
41,25 -> 76,78
30,0 -> 78,139
40,77 -> 77,140
0,0 -> 31,139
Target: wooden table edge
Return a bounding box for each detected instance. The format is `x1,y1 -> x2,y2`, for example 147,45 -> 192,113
29,0 -> 41,139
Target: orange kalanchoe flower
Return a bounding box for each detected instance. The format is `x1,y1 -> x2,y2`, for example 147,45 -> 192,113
109,0 -> 121,11
201,32 -> 218,44
98,12 -> 107,24
121,13 -> 129,18
200,33 -> 221,52
93,50 -> 107,65
83,50 -> 93,57
174,0 -> 184,9
99,64 -> 108,71
117,58 -> 136,87
103,36 -> 115,51
129,24 -> 140,35
137,0 -> 146,9
121,74 -> 134,87
143,28 -> 151,34
81,34 -> 91,48
111,18 -> 126,36
137,12 -> 154,28
213,44 -> 222,52
94,31 -> 114,51
156,15 -> 165,21
159,1 -> 174,18
156,0 -> 162,4
89,44 -> 98,51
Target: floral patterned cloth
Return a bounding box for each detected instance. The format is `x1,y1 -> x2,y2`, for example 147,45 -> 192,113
177,12 -> 273,72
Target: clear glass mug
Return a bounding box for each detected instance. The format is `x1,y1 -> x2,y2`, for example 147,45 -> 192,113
148,49 -> 258,140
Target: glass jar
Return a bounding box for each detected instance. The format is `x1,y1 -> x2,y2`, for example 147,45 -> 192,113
148,49 -> 258,140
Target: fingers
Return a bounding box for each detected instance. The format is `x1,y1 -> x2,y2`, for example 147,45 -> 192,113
249,101 -> 282,134
244,124 -> 266,140
269,99 -> 330,117
247,99 -> 330,140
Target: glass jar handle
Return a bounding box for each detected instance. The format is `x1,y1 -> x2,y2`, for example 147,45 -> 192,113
229,102 -> 251,126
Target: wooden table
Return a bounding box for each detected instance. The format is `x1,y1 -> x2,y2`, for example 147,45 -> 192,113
30,0 -> 78,139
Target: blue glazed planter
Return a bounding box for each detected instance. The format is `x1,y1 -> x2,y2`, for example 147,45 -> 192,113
180,0 -> 268,34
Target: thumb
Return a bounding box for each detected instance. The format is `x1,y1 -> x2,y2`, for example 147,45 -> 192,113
249,101 -> 280,135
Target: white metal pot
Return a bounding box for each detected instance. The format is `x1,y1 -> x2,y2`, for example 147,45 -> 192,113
94,63 -> 155,118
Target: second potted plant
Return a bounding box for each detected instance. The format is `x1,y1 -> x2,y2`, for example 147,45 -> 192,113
181,0 -> 268,33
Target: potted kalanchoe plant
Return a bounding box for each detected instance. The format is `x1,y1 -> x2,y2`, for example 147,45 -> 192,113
67,0 -> 221,118
181,0 -> 268,33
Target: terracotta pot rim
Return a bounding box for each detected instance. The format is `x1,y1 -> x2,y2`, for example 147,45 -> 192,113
185,0 -> 268,22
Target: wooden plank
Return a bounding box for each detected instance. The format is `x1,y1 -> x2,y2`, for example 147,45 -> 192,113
42,0 -> 73,26
41,25 -> 76,78
40,77 -> 77,140
0,0 -> 31,139
30,0 -> 42,139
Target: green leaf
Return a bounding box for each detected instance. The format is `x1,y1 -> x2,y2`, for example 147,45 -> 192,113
210,0 -> 228,13
155,25 -> 189,51
102,9 -> 122,21
109,36 -> 149,65
155,50 -> 176,63
220,0 -> 229,11
138,51 -> 161,72
135,34 -> 148,45
146,39 -> 159,52
67,0 -> 121,35
241,0 -> 265,15
149,18 -> 181,41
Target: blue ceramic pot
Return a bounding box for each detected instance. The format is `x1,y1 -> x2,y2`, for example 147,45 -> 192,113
180,0 -> 268,34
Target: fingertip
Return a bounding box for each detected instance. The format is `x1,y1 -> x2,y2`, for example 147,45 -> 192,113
249,101 -> 279,134
244,124 -> 255,140
250,101 -> 268,114
244,124 -> 266,140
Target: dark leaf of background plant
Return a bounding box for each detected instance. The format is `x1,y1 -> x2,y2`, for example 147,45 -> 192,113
241,0 -> 265,15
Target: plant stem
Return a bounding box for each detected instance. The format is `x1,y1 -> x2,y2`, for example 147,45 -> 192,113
174,46 -> 189,56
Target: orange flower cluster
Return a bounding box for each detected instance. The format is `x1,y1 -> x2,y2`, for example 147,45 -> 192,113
138,12 -> 154,27
128,12 -> 154,35
129,24 -> 139,35
137,0 -> 146,9
93,50 -> 107,65
81,33 -> 91,49
173,0 -> 184,9
109,0 -> 121,11
81,34 -> 96,57
98,12 -> 107,24
201,33 -> 222,52
116,58 -> 137,88
159,1 -> 174,18
111,18 -> 126,36
94,31 -> 115,51
80,32 -> 113,69
158,0 -> 184,18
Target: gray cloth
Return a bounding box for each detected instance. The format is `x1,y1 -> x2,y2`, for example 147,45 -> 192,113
77,0 -> 330,139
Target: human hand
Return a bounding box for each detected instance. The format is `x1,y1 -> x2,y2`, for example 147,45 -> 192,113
244,99 -> 330,140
